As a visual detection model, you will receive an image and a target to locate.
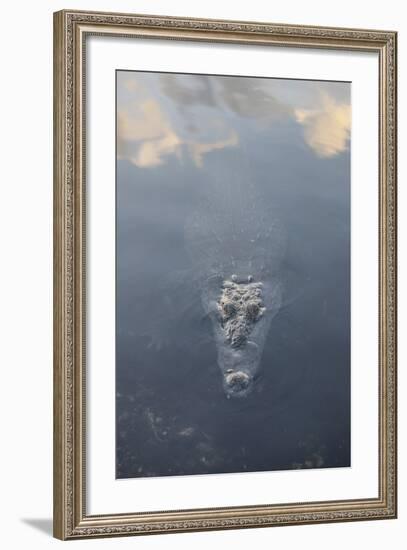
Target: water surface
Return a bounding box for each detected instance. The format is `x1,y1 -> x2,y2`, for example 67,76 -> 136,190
116,71 -> 351,478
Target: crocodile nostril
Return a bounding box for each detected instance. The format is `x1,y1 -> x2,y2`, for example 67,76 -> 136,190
225,371 -> 251,394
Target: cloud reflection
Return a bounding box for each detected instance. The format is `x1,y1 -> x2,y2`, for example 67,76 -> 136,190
159,73 -> 215,108
218,77 -> 289,122
295,94 -> 351,157
117,100 -> 182,167
117,98 -> 238,168
117,72 -> 351,167
189,131 -> 238,168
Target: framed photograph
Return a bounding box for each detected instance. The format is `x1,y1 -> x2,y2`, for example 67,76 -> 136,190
53,9 -> 397,540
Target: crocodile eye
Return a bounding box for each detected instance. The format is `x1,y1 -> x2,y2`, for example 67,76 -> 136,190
246,301 -> 260,320
222,300 -> 236,318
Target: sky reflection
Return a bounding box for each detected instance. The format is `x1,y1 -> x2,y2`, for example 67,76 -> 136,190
117,71 -> 350,168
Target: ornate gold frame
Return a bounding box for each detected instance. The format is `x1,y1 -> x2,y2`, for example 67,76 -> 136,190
53,9 -> 397,540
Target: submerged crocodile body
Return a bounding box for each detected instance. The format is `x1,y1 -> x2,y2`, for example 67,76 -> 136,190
185,165 -> 285,398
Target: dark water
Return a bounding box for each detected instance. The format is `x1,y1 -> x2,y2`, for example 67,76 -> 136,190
116,72 -> 350,479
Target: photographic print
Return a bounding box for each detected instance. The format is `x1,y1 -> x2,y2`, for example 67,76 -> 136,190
116,70 -> 351,480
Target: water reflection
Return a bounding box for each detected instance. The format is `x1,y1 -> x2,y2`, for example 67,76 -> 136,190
116,71 -> 351,479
